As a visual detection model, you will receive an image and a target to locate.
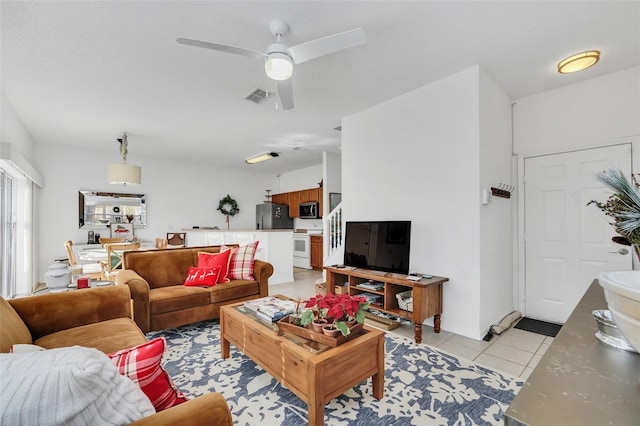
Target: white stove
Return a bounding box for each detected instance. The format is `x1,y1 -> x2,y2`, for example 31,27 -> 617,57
293,233 -> 311,269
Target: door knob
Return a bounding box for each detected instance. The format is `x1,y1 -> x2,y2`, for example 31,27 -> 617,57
609,248 -> 629,255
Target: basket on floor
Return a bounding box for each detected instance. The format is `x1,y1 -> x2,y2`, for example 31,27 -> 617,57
396,290 -> 413,312
315,279 -> 326,295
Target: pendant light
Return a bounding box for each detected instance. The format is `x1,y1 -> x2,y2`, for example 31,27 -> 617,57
107,132 -> 141,185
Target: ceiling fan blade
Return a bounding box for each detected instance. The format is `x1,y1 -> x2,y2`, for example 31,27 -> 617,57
176,37 -> 266,61
287,28 -> 366,64
277,79 -> 294,110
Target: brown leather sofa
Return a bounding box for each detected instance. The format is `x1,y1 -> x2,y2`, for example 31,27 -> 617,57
118,245 -> 273,333
0,285 -> 232,425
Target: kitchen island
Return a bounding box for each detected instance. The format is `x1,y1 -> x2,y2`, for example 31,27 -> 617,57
504,280 -> 640,425
185,229 -> 293,285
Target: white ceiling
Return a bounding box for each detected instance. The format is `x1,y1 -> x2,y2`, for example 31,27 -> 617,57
2,1 -> 639,174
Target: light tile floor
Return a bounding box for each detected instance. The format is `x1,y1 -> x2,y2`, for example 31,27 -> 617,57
272,268 -> 553,380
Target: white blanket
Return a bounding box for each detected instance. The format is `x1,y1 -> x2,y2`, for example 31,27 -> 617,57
0,346 -> 155,425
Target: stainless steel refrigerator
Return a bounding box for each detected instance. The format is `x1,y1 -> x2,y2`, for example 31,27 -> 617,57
256,203 -> 293,229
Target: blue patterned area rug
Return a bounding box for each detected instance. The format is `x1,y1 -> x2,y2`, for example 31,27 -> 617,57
148,320 -> 523,425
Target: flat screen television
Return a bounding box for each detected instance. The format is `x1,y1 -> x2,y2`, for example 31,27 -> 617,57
343,221 -> 411,274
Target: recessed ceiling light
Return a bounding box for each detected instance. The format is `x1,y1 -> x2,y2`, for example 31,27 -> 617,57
245,152 -> 279,164
557,50 -> 600,74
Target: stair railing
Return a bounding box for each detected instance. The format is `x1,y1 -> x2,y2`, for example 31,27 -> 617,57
324,202 -> 343,259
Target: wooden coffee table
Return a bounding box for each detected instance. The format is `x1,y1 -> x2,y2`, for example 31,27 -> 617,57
220,297 -> 385,426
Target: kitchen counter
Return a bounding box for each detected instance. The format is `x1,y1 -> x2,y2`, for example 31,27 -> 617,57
184,229 -> 293,232
504,280 -> 640,426
185,230 -> 293,285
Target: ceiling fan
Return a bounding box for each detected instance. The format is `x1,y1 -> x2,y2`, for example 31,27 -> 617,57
176,20 -> 366,110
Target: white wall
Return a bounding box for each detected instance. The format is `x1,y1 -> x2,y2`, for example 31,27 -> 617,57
1,91 -> 36,162
34,144 -> 279,279
343,66 -> 513,339
323,152 -> 342,216
514,66 -> 640,154
478,70 -> 514,331
1,92 -> 41,293
278,164 -> 323,192
279,163 -> 324,231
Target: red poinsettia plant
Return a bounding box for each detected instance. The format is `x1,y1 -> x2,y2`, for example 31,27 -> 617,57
300,293 -> 370,336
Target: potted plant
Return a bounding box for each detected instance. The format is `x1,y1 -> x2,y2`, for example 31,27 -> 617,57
300,293 -> 370,336
588,167 -> 640,263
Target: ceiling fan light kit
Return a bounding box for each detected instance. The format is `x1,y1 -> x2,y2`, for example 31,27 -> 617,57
177,19 -> 366,110
557,50 -> 600,74
265,51 -> 293,81
108,132 -> 141,185
245,152 -> 279,164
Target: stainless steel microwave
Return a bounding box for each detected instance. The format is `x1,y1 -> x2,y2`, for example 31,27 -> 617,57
299,202 -> 319,219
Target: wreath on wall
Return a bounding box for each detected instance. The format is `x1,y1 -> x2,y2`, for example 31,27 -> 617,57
217,194 -> 240,229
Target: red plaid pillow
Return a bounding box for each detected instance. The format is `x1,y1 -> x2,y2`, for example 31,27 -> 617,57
197,249 -> 231,283
227,241 -> 259,280
108,337 -> 188,411
183,266 -> 221,287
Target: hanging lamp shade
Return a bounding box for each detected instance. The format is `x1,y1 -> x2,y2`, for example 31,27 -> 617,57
107,163 -> 141,185
108,132 -> 141,185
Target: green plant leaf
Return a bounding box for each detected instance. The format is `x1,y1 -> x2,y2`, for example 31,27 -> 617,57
300,310 -> 314,326
335,321 -> 350,336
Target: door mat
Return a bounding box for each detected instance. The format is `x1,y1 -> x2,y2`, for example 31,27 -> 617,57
514,317 -> 562,338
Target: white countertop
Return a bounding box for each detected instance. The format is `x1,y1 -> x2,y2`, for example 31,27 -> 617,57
184,229 -> 293,232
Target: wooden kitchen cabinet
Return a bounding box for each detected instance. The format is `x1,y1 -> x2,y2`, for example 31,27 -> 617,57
288,191 -> 300,218
271,193 -> 288,205
298,189 -> 311,203
308,188 -> 319,202
310,235 -> 323,270
271,186 -> 324,218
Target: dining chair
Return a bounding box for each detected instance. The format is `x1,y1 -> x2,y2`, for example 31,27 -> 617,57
64,240 -> 103,280
166,232 -> 186,247
99,237 -> 126,247
64,240 -> 77,265
155,238 -> 168,249
101,242 -> 141,277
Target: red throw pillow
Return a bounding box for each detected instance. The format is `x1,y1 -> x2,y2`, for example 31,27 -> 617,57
197,249 -> 231,283
227,241 -> 260,280
183,266 -> 221,287
108,337 -> 188,411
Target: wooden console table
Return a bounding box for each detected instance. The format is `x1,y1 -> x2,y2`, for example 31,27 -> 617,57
324,266 -> 448,343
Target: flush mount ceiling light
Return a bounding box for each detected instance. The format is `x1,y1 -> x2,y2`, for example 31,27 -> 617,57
107,132 -> 141,185
245,152 -> 279,164
557,50 -> 600,74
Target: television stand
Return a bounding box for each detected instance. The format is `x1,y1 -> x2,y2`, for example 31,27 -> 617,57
324,266 -> 449,344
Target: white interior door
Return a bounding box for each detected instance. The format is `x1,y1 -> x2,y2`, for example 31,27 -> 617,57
524,144 -> 632,323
